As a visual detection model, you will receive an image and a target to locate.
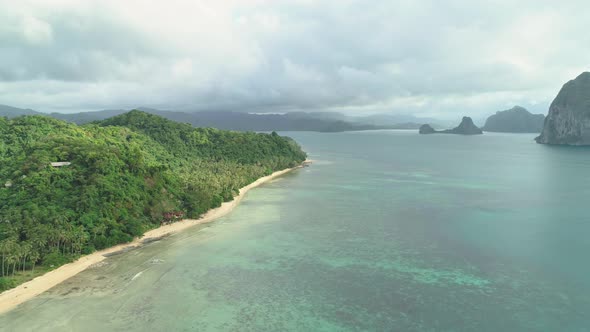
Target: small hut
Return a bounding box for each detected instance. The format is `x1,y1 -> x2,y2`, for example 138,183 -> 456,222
50,162 -> 71,167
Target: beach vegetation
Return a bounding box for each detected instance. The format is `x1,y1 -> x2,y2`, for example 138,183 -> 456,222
0,111 -> 306,291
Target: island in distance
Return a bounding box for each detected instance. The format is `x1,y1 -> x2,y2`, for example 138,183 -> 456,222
483,106 -> 545,133
536,72 -> 590,145
419,116 -> 483,135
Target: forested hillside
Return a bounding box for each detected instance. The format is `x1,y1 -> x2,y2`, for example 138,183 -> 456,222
0,111 -> 306,290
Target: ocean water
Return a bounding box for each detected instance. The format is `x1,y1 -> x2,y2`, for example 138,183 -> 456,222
2,130 -> 590,331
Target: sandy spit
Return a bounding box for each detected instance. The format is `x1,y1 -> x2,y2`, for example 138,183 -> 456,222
0,162 -> 308,314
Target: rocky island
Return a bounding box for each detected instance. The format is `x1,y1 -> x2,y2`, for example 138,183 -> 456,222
419,116 -> 483,135
536,72 -> 590,145
419,124 -> 436,134
483,106 -> 545,133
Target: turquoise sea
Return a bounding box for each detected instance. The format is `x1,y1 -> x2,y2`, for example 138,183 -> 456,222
1,130 -> 590,331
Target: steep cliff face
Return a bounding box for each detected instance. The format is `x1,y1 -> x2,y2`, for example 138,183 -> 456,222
536,72 -> 590,145
483,106 -> 545,133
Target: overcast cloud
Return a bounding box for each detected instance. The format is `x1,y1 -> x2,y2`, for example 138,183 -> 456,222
1,0 -> 589,119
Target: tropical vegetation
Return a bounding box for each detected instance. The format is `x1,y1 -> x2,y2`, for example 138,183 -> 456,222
0,110 -> 306,290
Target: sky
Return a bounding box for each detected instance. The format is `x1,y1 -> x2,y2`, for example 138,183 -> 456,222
0,0 -> 589,120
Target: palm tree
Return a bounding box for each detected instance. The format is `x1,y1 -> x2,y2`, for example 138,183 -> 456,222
29,250 -> 40,273
7,244 -> 19,276
20,242 -> 31,273
0,240 -> 7,277
0,239 -> 16,277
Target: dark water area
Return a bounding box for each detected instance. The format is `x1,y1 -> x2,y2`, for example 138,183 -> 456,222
2,130 -> 589,331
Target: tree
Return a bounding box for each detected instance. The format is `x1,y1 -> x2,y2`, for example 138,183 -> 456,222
0,111 -> 306,290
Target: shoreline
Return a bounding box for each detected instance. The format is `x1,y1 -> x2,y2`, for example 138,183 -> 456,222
0,161 -> 309,315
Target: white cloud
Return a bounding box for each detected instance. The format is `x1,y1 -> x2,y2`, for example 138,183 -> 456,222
283,59 -> 324,82
21,16 -> 53,45
0,0 -> 589,118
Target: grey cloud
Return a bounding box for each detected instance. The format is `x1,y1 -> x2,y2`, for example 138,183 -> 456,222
0,0 -> 589,118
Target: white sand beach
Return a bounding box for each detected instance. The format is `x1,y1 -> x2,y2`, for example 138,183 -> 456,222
0,162 -> 308,315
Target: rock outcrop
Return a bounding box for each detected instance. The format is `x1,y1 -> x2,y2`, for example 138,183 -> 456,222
419,124 -> 436,134
536,72 -> 590,145
444,117 -> 483,135
483,106 -> 545,133
418,116 -> 483,135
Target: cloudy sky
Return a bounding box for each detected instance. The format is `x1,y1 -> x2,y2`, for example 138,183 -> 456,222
1,0 -> 589,119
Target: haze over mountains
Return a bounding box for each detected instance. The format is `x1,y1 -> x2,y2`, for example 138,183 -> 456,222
0,102 -> 550,134
0,104 -> 444,132
0,101 -> 560,136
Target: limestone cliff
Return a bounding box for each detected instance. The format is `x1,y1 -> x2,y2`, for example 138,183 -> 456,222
444,117 -> 483,135
536,72 -> 590,145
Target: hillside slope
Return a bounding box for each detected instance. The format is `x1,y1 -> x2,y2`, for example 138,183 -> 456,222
0,111 -> 306,290
483,106 -> 544,133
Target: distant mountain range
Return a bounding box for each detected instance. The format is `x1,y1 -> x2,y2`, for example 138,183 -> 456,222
0,105 -> 439,132
0,104 -> 40,117
5,103 -> 547,134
